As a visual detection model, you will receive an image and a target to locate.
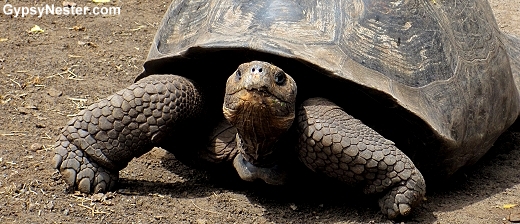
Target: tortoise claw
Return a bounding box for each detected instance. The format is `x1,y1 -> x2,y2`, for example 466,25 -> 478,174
53,137 -> 118,193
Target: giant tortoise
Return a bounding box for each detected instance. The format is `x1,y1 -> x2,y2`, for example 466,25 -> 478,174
52,0 -> 520,219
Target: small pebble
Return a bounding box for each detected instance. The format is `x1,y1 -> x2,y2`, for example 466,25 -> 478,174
17,107 -> 30,115
92,193 -> 104,202
28,203 -> 37,212
47,88 -> 63,97
30,143 -> 44,151
509,212 -> 520,222
46,201 -> 55,210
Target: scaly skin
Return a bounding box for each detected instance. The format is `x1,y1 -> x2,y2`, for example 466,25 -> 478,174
53,75 -> 203,193
297,98 -> 426,218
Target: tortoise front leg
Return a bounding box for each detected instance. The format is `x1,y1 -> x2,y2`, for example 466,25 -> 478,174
52,75 -> 203,193
202,119 -> 239,164
297,98 -> 425,219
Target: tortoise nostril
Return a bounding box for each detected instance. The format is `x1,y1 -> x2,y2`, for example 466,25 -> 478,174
251,67 -> 263,74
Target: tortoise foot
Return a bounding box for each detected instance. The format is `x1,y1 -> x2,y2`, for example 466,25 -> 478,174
378,169 -> 425,219
53,135 -> 119,193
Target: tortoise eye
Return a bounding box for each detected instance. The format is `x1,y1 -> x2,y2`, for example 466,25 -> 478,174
274,72 -> 285,85
236,70 -> 242,80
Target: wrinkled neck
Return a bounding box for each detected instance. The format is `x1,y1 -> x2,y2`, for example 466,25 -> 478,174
225,101 -> 294,167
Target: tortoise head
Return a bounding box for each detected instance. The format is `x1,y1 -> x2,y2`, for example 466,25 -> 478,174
223,61 -> 297,184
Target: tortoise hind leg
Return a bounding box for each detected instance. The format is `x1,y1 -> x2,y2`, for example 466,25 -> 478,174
297,97 -> 425,219
53,75 -> 204,193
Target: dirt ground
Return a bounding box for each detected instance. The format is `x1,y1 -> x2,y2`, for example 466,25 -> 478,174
1,0 -> 520,223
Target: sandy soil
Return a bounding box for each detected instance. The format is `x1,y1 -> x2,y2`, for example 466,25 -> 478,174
1,0 -> 520,223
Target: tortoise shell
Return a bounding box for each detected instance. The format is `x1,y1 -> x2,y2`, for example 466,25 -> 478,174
137,0 -> 520,180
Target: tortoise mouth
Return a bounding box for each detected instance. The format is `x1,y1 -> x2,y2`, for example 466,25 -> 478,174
232,153 -> 286,185
243,88 -> 287,103
229,88 -> 290,109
